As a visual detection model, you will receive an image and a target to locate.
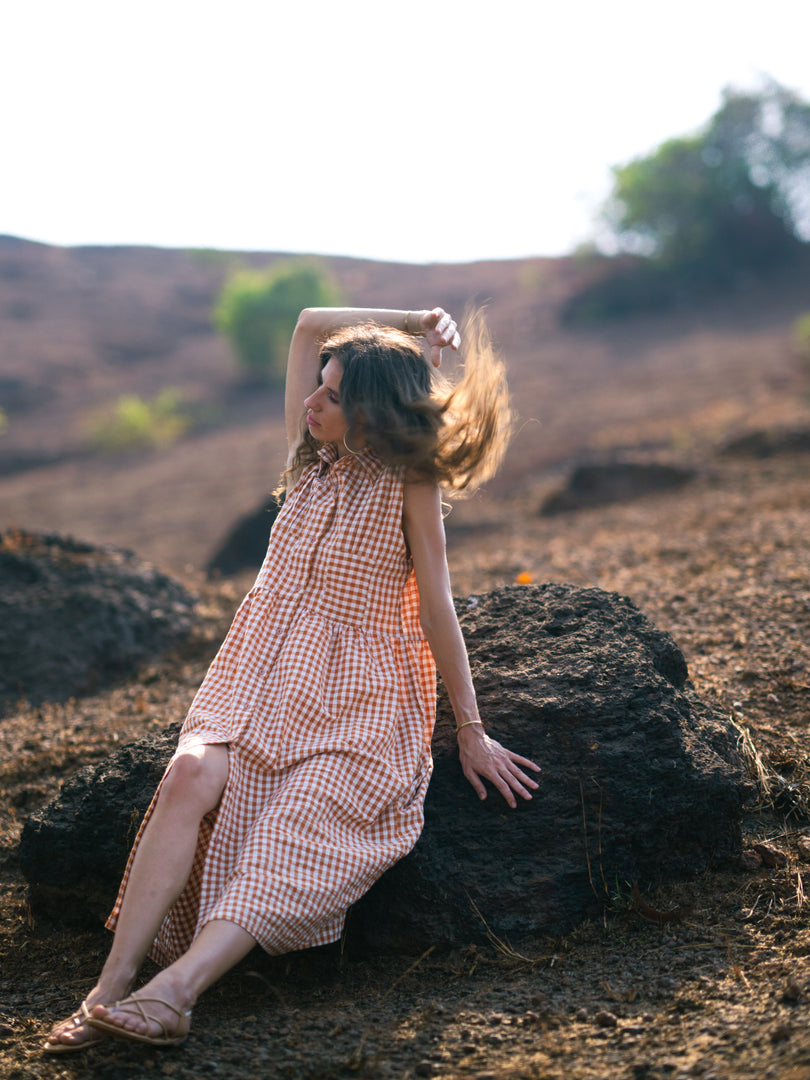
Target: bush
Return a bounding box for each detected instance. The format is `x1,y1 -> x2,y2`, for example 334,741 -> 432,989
87,390 -> 190,454
565,81 -> 810,324
213,260 -> 342,384
793,312 -> 810,367
604,81 -> 809,278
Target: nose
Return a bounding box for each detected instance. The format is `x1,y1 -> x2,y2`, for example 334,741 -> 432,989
304,387 -> 319,410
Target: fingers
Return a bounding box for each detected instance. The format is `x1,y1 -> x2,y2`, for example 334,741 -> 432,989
461,742 -> 542,808
493,763 -> 538,807
506,764 -> 541,792
488,770 -> 519,809
423,308 -> 461,353
436,330 -> 461,355
507,753 -> 542,775
428,331 -> 459,368
489,767 -> 533,807
505,773 -> 537,801
433,309 -> 452,337
462,764 -> 488,802
435,312 -> 460,349
500,754 -> 542,803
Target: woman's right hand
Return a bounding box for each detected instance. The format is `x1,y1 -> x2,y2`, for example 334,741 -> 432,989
420,308 -> 461,366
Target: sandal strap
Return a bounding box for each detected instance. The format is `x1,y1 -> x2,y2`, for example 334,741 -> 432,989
44,1000 -> 96,1049
111,995 -> 192,1038
58,1000 -> 91,1031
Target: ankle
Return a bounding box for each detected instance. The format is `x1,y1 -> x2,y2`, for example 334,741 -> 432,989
95,966 -> 137,1004
153,969 -> 197,1015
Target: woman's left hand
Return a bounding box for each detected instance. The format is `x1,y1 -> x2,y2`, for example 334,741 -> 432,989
457,725 -> 541,808
420,308 -> 461,366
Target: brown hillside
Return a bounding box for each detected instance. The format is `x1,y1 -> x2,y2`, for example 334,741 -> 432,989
1,236 -> 809,572
2,238 -> 810,1077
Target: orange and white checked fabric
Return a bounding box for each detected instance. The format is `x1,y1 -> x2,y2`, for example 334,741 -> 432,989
107,443 -> 436,962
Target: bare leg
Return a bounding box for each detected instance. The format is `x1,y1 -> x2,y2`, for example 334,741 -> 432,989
45,743 -> 230,1050
89,919 -> 257,1041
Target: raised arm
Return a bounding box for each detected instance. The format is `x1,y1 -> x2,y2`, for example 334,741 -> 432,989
284,307 -> 460,461
402,480 -> 541,807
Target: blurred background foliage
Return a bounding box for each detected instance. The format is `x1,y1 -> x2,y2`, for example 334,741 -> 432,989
86,390 -> 191,454
213,260 -> 342,385
564,80 -> 810,324
793,311 -> 810,369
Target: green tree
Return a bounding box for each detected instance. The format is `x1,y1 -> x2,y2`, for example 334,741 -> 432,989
603,80 -> 810,281
214,261 -> 342,384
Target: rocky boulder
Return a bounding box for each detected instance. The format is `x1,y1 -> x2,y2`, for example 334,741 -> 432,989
718,425 -> 810,459
19,583 -> 749,950
0,529 -> 197,714
540,461 -> 695,515
205,494 -> 283,578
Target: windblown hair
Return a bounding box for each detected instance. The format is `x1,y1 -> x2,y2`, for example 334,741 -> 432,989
283,309 -> 511,495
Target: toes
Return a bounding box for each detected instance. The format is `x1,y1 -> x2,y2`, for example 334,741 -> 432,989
45,1019 -> 92,1049
93,1004 -> 133,1031
94,1002 -> 150,1036
48,1016 -> 81,1044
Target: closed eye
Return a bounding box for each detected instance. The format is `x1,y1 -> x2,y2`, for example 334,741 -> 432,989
316,375 -> 339,404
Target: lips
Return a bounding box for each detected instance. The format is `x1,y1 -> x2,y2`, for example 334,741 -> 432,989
306,413 -> 319,428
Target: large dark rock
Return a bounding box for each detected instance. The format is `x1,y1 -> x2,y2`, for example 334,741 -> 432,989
718,425 -> 810,459
19,724 -> 182,921
350,584 -> 747,950
540,461 -> 695,515
205,494 -> 283,578
0,530 -> 198,714
19,584 -> 749,951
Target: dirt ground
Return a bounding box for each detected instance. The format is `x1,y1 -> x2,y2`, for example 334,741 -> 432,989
1,446 -> 809,1080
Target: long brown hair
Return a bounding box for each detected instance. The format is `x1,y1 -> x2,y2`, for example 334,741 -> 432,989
284,308 -> 511,495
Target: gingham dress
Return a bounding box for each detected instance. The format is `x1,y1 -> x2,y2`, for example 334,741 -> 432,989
107,443 -> 436,963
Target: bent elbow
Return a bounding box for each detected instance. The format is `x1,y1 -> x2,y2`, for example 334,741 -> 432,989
295,308 -> 318,332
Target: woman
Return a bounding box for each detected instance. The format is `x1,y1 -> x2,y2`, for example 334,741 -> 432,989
44,306 -> 540,1052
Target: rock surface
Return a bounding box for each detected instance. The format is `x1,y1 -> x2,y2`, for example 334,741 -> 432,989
19,583 -> 748,949
540,461 -> 695,515
0,530 -> 197,714
19,723 -> 182,921
205,495 -> 282,578
718,425 -> 810,458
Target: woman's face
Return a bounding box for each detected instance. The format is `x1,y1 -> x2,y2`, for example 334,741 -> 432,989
304,357 -> 352,450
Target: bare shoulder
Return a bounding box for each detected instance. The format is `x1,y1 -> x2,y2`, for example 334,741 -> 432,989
402,479 -> 443,528
402,479 -> 446,560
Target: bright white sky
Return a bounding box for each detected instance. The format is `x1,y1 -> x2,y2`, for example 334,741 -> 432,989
3,0 -> 809,264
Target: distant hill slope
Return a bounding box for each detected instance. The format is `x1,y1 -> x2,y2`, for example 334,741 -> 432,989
0,237 -> 579,467
1,236 -> 809,571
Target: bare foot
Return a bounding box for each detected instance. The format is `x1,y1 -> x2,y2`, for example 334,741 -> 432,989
88,973 -> 193,1045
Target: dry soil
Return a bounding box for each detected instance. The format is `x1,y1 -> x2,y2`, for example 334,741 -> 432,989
1,447 -> 809,1080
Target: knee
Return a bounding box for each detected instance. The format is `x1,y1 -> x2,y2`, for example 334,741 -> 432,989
159,746 -> 229,817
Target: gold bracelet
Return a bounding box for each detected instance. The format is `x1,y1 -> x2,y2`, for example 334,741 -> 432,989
455,719 -> 484,733
404,311 -> 410,334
